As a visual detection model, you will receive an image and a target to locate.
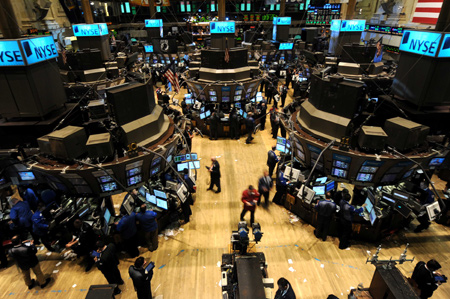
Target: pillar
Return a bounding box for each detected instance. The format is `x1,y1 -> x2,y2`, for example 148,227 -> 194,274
0,0 -> 21,38
81,0 -> 94,24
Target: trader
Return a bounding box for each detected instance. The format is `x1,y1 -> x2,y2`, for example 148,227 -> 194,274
209,111 -> 219,140
411,259 -> 443,299
338,194 -> 365,250
116,211 -> 139,258
230,109 -> 240,140
314,193 -> 337,241
259,102 -> 267,131
267,146 -> 279,178
258,170 -> 273,206
272,168 -> 290,205
136,205 -> 159,252
9,197 -> 34,240
240,186 -> 260,225
65,218 -> 97,272
279,84 -> 288,107
8,236 -> 51,290
129,256 -> 154,299
245,112 -> 255,144
207,157 -> 221,193
31,202 -> 55,252
274,277 -> 296,299
414,181 -> 435,233
95,241 -> 124,295
19,186 -> 38,212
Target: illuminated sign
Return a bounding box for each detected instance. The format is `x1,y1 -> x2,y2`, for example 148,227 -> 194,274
145,19 -> 163,28
144,45 -> 154,53
73,23 -> 108,37
273,17 -> 291,25
331,19 -> 366,32
399,30 -> 442,57
438,34 -> 450,58
210,21 -> 235,34
20,36 -> 58,65
279,43 -> 294,50
0,40 -> 24,66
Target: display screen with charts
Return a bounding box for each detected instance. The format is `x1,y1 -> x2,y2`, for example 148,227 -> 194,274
18,171 -> 35,181
157,198 -> 168,210
154,189 -> 167,199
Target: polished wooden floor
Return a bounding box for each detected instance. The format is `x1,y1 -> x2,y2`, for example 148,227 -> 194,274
1,89 -> 450,299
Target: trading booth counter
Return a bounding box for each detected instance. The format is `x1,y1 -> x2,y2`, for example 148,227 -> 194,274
191,114 -> 262,138
286,193 -> 407,242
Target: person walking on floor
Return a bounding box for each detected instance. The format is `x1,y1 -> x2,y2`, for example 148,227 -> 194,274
258,170 -> 273,206
240,186 -> 260,225
267,146 -> 279,178
207,157 -> 221,193
246,112 -> 255,144
8,235 -> 51,290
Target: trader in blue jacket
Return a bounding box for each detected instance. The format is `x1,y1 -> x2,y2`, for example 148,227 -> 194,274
116,212 -> 139,257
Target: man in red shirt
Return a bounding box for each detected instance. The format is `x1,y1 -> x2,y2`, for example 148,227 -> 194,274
240,186 -> 260,225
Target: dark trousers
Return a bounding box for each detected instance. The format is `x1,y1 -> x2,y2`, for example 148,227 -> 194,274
416,214 -> 431,232
246,130 -> 253,143
268,163 -> 276,178
181,200 -> 192,223
267,94 -> 273,104
136,286 -> 152,299
73,245 -> 95,268
272,189 -> 285,205
273,97 -> 278,108
209,177 -> 221,191
281,95 -> 286,107
338,218 -> 353,249
144,230 -> 159,252
240,209 -> 255,225
315,215 -> 332,241
286,80 -> 291,89
0,242 -> 7,267
258,191 -> 269,205
230,126 -> 239,139
260,116 -> 266,130
272,123 -> 279,139
123,235 -> 139,258
35,234 -> 54,251
210,127 -> 218,139
102,266 -> 123,293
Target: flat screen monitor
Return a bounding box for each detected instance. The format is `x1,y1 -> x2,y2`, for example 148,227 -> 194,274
101,182 -> 117,192
146,193 -> 157,205
276,144 -> 286,153
429,158 -> 445,167
150,165 -> 160,176
331,168 -> 347,178
167,155 -> 173,163
326,181 -> 335,192
18,171 -> 35,181
138,186 -> 146,197
243,112 -> 247,118
235,90 -> 243,95
394,201 -> 412,218
222,97 -> 230,102
235,103 -> 241,109
381,193 -> 396,206
127,175 -> 142,186
256,96 -> 263,102
185,93 -> 192,99
210,96 -> 217,102
188,160 -> 201,169
392,189 -> 409,201
298,185 -> 316,204
277,137 -> 286,145
157,198 -> 168,210
369,209 -> 377,226
144,45 -> 154,53
315,177 -> 327,184
360,166 -> 377,173
234,96 -> 242,102
185,154 -> 191,160
333,160 -> 349,169
154,189 -> 167,199
205,110 -> 211,118
151,157 -> 161,167
186,99 -> 194,105
98,175 -> 113,183
364,198 -> 374,213
209,90 -> 216,96
200,113 -> 206,119
122,196 -> 134,215
381,173 -> 397,183
177,162 -> 189,172
190,153 -> 198,160
104,209 -> 111,224
313,185 -> 325,196
356,173 -> 373,182
127,167 -> 141,177
175,155 -> 185,163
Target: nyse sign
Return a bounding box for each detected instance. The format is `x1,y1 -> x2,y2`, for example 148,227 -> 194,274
0,40 -> 24,66
0,36 -> 58,67
145,19 -> 163,28
330,19 -> 366,32
399,30 -> 442,57
438,34 -> 450,58
73,23 -> 108,37
273,17 -> 291,25
210,22 -> 236,34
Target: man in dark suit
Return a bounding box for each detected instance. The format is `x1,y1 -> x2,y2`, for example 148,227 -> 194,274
338,194 -> 365,250
314,194 -> 337,241
95,241 -> 124,295
260,102 -> 267,131
245,112 -> 255,144
8,235 -> 51,289
258,170 -> 273,206
207,157 -> 221,193
267,146 -> 279,178
116,211 -> 139,258
274,277 -> 296,299
411,259 -> 442,299
230,109 -> 240,140
209,112 -> 219,140
129,256 -> 154,299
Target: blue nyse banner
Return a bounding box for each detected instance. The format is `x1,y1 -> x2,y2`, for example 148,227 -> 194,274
331,19 -> 366,32
0,40 -> 24,66
438,34 -> 450,58
273,17 -> 291,25
210,22 -> 235,34
399,30 -> 442,57
279,43 -> 294,50
20,36 -> 58,65
145,19 -> 163,28
144,45 -> 154,53
73,23 -> 108,37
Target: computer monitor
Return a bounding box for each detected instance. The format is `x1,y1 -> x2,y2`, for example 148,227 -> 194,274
426,201 -> 441,221
284,166 -> 301,181
174,155 -> 185,163
151,157 -> 162,167
138,186 -> 146,197
298,185 -> 316,204
315,177 -> 327,184
177,184 -> 188,203
333,160 -> 349,169
190,153 -> 198,160
380,193 -> 396,206
188,160 -> 201,169
127,175 -> 142,186
209,90 -> 216,96
210,96 -> 217,102
157,198 -> 168,210
177,162 -> 189,172
205,110 -> 211,118
104,209 -> 111,224
146,193 -> 157,205
18,171 -> 35,181
392,189 -> 410,201
356,173 -> 373,182
186,99 -> 194,105
326,181 -> 335,192
360,166 -> 377,173
364,198 -> 374,213
276,143 -> 286,153
150,165 -> 161,177
185,93 -> 192,99
279,43 -> 294,50
127,167 -> 141,177
200,113 -> 206,119
122,196 -> 134,215
394,201 -> 412,218
234,96 -> 241,101
429,158 -> 445,167
313,185 -> 325,196
369,209 -> 377,226
101,182 -> 117,192
331,168 -> 347,178
154,189 -> 167,199
222,97 -> 230,102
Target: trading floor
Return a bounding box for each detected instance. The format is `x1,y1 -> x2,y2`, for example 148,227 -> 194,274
1,90 -> 450,299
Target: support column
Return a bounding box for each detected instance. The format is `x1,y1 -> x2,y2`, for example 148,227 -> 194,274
280,0 -> 286,17
81,0 -> 94,24
345,0 -> 357,20
0,0 -> 21,38
436,0 -> 450,31
149,0 -> 156,18
218,0 -> 225,21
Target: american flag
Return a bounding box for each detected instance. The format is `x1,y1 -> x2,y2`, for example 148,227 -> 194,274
224,38 -> 230,63
163,61 -> 180,93
412,0 -> 444,25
